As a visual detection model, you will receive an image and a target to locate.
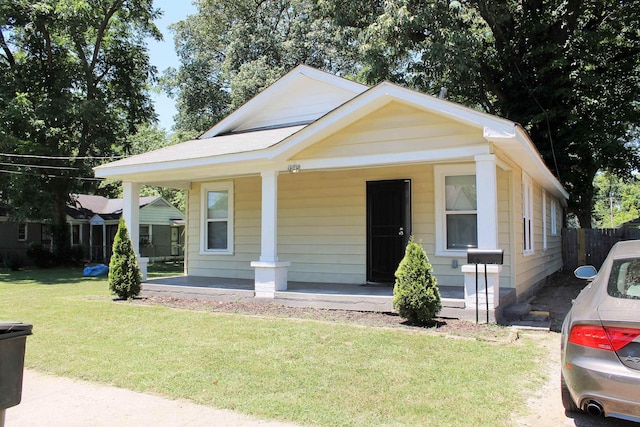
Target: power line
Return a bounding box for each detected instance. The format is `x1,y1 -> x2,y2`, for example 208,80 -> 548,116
0,152 -> 125,160
0,162 -> 79,171
0,169 -> 104,181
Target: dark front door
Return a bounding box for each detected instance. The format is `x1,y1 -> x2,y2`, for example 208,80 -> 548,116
367,180 -> 411,283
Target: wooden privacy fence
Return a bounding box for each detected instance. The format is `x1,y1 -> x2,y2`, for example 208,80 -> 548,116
563,228 -> 640,271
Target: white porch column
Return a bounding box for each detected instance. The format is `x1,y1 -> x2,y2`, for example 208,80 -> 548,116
122,181 -> 148,280
475,154 -> 498,249
463,155 -> 501,319
251,170 -> 290,298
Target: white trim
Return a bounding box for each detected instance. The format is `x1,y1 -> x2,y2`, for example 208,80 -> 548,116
551,198 -> 558,236
475,154 -> 498,249
542,190 -> 548,251
434,164 -> 477,257
201,65 -> 367,138
123,182 -> 141,256
258,170 -> 279,262
17,223 -> 27,241
523,172 -> 534,255
200,181 -> 234,255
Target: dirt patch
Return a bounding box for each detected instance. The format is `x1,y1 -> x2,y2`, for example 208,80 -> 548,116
132,296 -> 515,341
527,272 -> 588,332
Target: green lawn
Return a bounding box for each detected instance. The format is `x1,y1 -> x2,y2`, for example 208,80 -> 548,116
0,267 -> 545,426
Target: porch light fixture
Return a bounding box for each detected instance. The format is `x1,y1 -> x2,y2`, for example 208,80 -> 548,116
288,164 -> 301,174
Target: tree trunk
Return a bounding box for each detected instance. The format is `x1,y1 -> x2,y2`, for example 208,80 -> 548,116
52,188 -> 71,263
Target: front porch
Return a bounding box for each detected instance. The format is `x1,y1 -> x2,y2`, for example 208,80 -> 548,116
142,276 -> 516,323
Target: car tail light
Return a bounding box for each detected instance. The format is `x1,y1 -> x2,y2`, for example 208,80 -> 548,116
569,325 -> 640,351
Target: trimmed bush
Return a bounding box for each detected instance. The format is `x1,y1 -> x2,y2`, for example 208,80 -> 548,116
393,237 -> 442,325
108,218 -> 141,299
26,243 -> 56,268
3,251 -> 24,271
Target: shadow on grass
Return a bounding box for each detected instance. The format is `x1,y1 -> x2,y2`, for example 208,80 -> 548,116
0,268 -> 104,285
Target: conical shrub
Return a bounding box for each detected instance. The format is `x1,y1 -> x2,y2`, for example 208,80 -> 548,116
108,218 -> 141,299
393,236 -> 441,325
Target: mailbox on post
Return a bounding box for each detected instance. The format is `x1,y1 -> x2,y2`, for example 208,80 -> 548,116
467,249 -> 504,323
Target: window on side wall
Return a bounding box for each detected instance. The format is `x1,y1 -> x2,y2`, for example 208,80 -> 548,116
18,223 -> 27,241
523,173 -> 534,254
139,225 -> 151,245
550,199 -> 558,235
542,190 -> 547,251
435,165 -> 477,255
71,224 -> 81,245
201,182 -> 234,254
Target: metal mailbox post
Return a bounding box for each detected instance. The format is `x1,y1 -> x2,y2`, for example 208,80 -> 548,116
467,249 -> 504,323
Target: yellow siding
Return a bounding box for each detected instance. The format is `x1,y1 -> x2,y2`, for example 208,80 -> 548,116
497,167 -> 512,288
186,158 -> 562,294
510,165 -> 564,298
293,101 -> 484,160
186,178 -> 261,279
187,165 -> 473,285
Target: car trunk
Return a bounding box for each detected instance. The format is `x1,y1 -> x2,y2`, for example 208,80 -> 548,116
598,297 -> 640,371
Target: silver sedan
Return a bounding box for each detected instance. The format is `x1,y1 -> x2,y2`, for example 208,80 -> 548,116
561,239 -> 640,422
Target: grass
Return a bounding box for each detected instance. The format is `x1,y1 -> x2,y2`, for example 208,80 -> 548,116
0,267 -> 545,426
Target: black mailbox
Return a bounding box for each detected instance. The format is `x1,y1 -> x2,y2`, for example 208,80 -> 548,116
467,249 -> 504,265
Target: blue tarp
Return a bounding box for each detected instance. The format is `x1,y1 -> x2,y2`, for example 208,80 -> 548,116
83,264 -> 109,277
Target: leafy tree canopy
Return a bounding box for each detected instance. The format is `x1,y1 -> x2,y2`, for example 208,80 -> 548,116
592,172 -> 640,229
0,0 -> 161,254
325,0 -> 640,227
167,0 -> 640,227
163,0 -> 361,134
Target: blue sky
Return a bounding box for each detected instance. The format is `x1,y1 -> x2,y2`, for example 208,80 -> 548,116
148,0 -> 197,131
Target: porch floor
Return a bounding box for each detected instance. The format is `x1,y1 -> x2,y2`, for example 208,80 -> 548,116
143,275 -> 516,322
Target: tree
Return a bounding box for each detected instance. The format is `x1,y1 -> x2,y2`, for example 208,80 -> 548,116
0,0 -> 161,260
324,0 -> 640,227
164,0 -> 361,134
592,172 -> 640,229
109,218 -> 141,299
98,124 -> 186,211
393,237 -> 441,325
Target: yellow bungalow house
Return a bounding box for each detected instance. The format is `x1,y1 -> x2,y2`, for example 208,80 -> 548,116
94,65 -> 568,322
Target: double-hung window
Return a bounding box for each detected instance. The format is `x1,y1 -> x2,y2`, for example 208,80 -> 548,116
201,182 -> 233,254
435,165 -> 477,255
550,199 -> 558,235
18,223 -> 27,241
523,173 -> 534,254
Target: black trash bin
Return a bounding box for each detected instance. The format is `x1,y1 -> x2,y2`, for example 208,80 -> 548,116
0,322 -> 32,425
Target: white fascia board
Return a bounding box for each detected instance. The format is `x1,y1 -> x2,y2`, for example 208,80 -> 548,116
295,145 -> 491,171
487,126 -> 569,203
270,82 -> 516,163
270,93 -> 394,162
200,65 -> 367,138
95,147 -> 275,180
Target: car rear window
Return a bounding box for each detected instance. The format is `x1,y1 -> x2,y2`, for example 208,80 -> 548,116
607,258 -> 640,299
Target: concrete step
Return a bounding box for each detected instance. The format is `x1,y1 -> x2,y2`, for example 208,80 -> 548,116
510,310 -> 551,331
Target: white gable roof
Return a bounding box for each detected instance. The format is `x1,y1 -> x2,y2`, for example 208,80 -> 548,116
95,66 -> 567,201
200,65 -> 368,137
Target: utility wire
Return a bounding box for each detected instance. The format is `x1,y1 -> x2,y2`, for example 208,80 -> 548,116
0,169 -> 104,181
0,162 -> 79,171
0,152 -> 125,160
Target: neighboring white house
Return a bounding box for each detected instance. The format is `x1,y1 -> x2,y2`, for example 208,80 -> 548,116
67,194 -> 185,262
94,65 -> 568,320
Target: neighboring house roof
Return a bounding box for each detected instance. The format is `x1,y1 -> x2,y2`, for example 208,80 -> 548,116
94,64 -> 568,202
70,194 -> 160,216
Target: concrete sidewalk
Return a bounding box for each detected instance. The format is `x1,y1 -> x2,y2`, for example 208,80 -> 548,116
5,370 -> 299,427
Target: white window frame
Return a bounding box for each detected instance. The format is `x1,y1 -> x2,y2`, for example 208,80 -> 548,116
542,190 -> 547,251
551,199 -> 558,236
434,164 -> 477,257
139,225 -> 152,245
70,224 -> 81,246
200,181 -> 234,255
523,173 -> 534,255
18,223 -> 27,241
